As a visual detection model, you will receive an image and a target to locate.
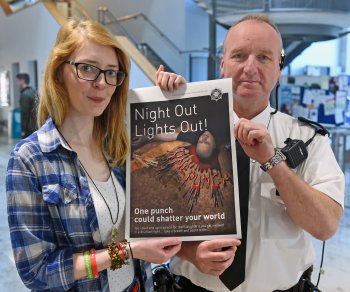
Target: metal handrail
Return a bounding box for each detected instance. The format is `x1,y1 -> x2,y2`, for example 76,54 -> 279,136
270,0 -> 350,11
98,7 -> 140,47
198,0 -> 350,16
98,7 -> 208,55
70,0 -> 92,20
119,12 -> 183,54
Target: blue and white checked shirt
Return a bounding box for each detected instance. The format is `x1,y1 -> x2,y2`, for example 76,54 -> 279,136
6,118 -> 150,291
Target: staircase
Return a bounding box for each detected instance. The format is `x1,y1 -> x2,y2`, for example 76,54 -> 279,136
40,0 -> 159,84
97,8 -> 175,73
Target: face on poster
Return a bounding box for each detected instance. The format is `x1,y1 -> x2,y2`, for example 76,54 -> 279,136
126,78 -> 241,241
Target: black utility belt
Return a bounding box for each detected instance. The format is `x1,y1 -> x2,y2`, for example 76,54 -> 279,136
273,265 -> 320,292
166,266 -> 318,292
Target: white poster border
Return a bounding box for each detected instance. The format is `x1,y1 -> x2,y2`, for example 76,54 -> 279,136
125,78 -> 241,241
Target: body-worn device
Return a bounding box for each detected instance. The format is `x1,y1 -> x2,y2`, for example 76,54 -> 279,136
281,117 -> 329,168
281,138 -> 308,169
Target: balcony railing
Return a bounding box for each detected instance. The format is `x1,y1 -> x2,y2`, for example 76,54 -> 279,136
195,0 -> 350,16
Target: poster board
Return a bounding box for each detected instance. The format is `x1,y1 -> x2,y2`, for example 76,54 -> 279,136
126,78 -> 241,241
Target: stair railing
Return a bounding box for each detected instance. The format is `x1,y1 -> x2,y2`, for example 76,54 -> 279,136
97,7 -> 208,56
69,0 -> 92,20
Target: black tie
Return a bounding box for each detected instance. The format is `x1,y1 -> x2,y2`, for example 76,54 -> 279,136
219,141 -> 250,290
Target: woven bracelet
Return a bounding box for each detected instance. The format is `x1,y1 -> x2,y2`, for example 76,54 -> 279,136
107,240 -> 130,271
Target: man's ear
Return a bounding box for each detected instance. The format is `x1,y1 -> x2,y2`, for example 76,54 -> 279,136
279,49 -> 285,70
220,55 -> 225,78
278,68 -> 282,80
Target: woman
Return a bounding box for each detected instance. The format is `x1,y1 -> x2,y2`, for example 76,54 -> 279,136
6,19 -> 181,291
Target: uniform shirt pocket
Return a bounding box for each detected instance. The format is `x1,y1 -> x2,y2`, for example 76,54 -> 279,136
260,181 -> 285,205
259,176 -> 301,239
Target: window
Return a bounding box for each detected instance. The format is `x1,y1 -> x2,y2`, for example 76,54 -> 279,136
0,70 -> 10,107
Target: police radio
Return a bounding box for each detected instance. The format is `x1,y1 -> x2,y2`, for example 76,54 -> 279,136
281,117 -> 329,168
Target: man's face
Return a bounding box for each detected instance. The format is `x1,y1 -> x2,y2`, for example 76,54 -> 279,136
16,78 -> 25,89
220,20 -> 282,115
196,131 -> 216,160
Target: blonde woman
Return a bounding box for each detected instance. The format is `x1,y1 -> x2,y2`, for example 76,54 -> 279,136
6,19 -> 181,291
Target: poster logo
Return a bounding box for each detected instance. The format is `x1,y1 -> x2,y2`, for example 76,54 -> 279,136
211,89 -> 222,102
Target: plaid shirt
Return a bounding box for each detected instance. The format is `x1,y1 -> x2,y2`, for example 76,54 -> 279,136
6,118 -> 150,291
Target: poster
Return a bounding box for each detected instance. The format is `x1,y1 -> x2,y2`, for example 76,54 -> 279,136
126,78 -> 241,241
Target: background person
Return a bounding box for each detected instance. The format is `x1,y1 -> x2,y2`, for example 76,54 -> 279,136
7,19 -> 181,291
16,72 -> 37,138
156,13 -> 344,292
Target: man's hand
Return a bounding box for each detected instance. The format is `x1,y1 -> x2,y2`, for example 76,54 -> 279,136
234,118 -> 275,164
179,239 -> 241,276
156,65 -> 186,91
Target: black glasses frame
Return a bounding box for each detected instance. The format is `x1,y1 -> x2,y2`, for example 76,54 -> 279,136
64,60 -> 126,86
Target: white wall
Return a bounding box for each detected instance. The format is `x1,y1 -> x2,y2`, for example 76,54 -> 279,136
0,2 -> 60,121
289,38 -> 340,76
129,61 -> 153,89
184,0 -> 209,80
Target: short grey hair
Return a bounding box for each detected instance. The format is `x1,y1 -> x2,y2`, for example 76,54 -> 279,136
222,13 -> 283,53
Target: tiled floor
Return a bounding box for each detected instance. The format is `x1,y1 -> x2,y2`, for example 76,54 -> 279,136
311,211 -> 350,292
0,134 -> 349,291
0,136 -> 29,291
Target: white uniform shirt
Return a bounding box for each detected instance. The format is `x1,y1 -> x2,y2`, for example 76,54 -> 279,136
170,105 -> 344,292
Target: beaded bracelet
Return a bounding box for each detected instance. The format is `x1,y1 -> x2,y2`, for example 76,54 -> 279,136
90,249 -> 99,278
107,239 -> 130,271
83,250 -> 93,279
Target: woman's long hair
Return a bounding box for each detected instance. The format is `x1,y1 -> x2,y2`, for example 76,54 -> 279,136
37,19 -> 130,166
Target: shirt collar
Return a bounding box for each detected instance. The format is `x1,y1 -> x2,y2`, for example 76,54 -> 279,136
233,104 -> 273,126
37,117 -> 72,153
251,104 -> 273,126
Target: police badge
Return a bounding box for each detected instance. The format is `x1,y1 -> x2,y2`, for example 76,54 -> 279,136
211,88 -> 222,102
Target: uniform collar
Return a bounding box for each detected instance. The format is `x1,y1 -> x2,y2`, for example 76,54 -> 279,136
233,104 -> 273,126
251,104 -> 273,126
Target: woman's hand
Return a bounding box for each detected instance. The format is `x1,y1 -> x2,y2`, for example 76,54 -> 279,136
130,237 -> 182,264
156,65 -> 186,91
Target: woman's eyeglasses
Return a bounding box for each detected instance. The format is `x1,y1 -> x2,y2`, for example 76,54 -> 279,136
65,61 -> 126,86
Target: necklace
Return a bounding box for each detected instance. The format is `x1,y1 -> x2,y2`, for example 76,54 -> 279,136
56,128 -> 120,241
